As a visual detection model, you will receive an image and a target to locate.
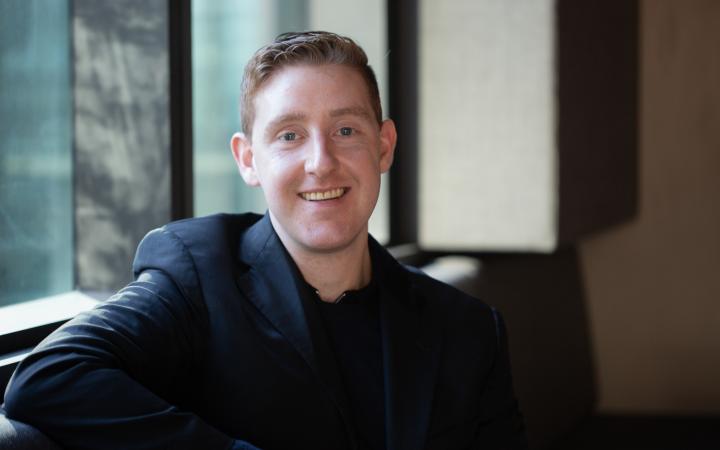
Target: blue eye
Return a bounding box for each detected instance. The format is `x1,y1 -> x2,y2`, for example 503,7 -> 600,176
339,127 -> 353,136
280,132 -> 297,141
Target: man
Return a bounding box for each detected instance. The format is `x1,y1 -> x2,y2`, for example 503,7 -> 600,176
4,31 -> 526,449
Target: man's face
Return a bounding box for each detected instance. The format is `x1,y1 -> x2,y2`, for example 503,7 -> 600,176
232,64 -> 396,255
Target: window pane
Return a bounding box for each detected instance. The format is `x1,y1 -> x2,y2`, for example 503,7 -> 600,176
192,0 -> 388,242
0,0 -> 73,307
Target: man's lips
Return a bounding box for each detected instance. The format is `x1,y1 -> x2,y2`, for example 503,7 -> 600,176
299,188 -> 347,201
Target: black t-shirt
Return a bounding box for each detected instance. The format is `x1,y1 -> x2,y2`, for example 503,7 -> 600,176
310,280 -> 386,450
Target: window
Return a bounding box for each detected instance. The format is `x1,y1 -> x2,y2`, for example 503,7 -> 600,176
0,0 -> 174,386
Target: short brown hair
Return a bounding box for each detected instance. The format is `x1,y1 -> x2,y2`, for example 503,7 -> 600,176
240,31 -> 382,137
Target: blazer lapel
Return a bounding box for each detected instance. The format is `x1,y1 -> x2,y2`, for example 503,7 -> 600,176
375,242 -> 443,450
236,214 -> 358,446
236,214 -> 318,372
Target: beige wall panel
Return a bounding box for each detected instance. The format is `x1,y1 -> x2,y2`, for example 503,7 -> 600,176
580,0 -> 720,413
419,0 -> 557,251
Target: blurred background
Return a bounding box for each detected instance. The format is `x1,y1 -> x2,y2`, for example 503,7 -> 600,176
1,0 -> 718,448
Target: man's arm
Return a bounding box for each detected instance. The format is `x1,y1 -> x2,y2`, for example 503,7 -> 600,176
3,229 -> 256,450
471,309 -> 528,449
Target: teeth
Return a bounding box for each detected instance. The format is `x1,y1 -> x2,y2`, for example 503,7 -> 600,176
301,188 -> 345,201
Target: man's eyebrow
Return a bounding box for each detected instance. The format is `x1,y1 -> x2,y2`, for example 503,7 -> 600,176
329,106 -> 373,120
264,112 -> 307,139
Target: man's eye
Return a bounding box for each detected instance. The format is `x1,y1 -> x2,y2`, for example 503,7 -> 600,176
280,132 -> 297,141
339,127 -> 354,136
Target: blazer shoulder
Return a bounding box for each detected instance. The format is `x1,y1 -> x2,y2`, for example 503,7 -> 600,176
403,263 -> 499,341
404,263 -> 492,313
161,212 -> 262,245
141,213 -> 262,261
132,213 -> 262,299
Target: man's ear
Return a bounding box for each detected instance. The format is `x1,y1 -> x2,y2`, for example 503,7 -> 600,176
231,132 -> 260,186
378,119 -> 397,173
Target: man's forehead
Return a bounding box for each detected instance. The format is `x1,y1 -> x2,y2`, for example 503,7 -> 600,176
249,64 -> 377,134
258,64 -> 370,101
266,106 -> 372,123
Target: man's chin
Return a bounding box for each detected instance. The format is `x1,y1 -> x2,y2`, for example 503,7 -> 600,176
268,212 -> 369,254
295,223 -> 369,253
297,234 -> 361,254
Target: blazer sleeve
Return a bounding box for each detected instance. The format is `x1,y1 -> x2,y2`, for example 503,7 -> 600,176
471,309 -> 529,450
3,228 -> 255,450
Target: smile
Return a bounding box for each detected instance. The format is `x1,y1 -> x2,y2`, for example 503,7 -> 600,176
300,188 -> 346,201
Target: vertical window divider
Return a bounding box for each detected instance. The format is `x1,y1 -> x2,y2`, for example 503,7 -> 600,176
169,0 -> 194,221
387,0 -> 419,246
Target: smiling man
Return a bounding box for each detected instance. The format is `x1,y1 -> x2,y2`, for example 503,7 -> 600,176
4,32 -> 527,450
231,61 -> 395,302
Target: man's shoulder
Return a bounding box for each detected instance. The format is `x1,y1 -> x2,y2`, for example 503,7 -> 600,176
141,212 -> 262,253
400,262 -> 496,322
370,239 -> 492,321
400,264 -> 502,353
133,213 -> 263,275
161,212 -> 263,238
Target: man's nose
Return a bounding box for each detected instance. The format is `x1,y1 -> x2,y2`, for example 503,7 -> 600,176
304,134 -> 339,177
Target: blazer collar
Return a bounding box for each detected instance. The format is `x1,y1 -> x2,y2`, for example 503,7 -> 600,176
236,213 -> 318,375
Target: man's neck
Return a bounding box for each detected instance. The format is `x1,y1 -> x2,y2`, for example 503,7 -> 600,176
270,219 -> 372,303
296,243 -> 372,303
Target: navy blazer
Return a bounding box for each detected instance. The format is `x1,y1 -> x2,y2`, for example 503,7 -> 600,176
4,213 -> 526,450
